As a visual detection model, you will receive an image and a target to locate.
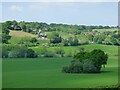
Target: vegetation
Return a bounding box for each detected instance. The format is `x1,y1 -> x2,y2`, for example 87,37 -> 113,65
62,49 -> 108,73
3,55 -> 118,88
2,44 -> 37,58
1,20 -> 118,88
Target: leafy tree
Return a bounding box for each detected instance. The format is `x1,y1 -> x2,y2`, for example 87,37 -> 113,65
110,37 -> 119,45
27,49 -> 37,58
90,49 -> 108,71
83,59 -> 97,73
30,37 -> 37,43
2,23 -> 11,43
73,37 -> 79,46
87,35 -> 93,41
63,39 -> 69,46
104,38 -> 111,45
44,51 -> 55,57
63,49 -> 108,73
55,47 -> 65,57
50,32 -> 62,44
2,45 -> 8,58
62,60 -> 83,73
19,21 -> 26,32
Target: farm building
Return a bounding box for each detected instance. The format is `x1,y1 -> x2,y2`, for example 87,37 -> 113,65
14,26 -> 22,30
38,33 -> 47,39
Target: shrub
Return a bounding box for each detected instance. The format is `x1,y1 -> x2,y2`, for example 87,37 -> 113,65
55,48 -> 65,57
2,44 -> 38,58
62,60 -> 83,73
27,49 -> 38,58
83,59 -> 98,73
44,51 -> 55,57
62,49 -> 108,73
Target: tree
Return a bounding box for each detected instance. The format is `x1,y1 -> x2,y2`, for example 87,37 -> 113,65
90,49 -> 108,71
55,48 -> 65,57
63,49 -> 108,73
87,35 -> 93,42
27,49 -> 37,58
19,21 -> 26,32
110,37 -> 119,45
30,37 -> 37,43
83,59 -> 97,73
2,23 -> 11,43
73,37 -> 79,46
63,39 -> 69,46
50,32 -> 62,44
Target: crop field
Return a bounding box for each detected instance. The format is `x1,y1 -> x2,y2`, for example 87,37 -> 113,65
2,44 -> 118,88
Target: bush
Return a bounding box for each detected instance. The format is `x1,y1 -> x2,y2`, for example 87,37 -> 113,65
62,49 -> 108,73
64,52 -> 73,57
83,59 -> 98,73
62,60 -> 83,73
2,44 -> 38,58
44,51 -> 55,57
27,49 -> 38,58
55,48 -> 65,57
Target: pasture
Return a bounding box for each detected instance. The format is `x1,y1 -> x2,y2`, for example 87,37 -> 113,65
2,49 -> 118,88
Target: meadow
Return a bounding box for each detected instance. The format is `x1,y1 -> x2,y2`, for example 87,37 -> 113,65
2,44 -> 118,88
2,21 -> 119,88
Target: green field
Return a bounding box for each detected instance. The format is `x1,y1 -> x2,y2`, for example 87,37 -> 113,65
31,44 -> 118,56
3,45 -> 118,88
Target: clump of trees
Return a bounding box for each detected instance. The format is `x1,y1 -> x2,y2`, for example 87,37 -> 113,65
62,49 -> 108,73
50,32 -> 62,44
2,45 -> 38,58
2,23 -> 11,44
63,37 -> 79,46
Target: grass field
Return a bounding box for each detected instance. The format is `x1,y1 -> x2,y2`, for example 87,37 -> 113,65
9,30 -> 37,44
31,44 -> 118,56
9,30 -> 37,38
2,50 -> 118,88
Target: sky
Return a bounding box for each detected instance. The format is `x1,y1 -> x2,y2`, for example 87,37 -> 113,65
1,2 -> 118,26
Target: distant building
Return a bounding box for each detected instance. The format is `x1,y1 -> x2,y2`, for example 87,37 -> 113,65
38,33 -> 47,39
14,26 -> 22,30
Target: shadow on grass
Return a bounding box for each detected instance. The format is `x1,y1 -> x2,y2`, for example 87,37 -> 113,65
100,70 -> 113,74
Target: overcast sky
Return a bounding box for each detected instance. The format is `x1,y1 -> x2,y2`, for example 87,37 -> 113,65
2,2 -> 118,26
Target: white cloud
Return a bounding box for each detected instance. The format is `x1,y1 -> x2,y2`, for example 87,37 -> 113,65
9,5 -> 23,12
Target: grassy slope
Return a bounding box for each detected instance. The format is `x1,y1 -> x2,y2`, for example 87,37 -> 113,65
9,30 -> 37,38
3,44 -> 118,88
2,56 -> 118,88
3,29 -> 118,88
93,28 -> 118,33
9,30 -> 37,44
31,44 -> 118,56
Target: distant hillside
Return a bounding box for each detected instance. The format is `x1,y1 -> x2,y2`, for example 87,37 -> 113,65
9,30 -> 37,38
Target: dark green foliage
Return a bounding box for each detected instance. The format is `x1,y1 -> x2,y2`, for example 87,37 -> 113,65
50,32 -> 62,44
2,45 -> 9,58
62,60 -> 83,73
83,59 -> 97,73
26,49 -> 38,58
55,47 -> 65,57
110,37 -> 119,45
19,21 -> 26,32
2,45 -> 37,58
63,39 -> 69,46
2,23 -> 11,43
63,37 -> 79,46
44,51 -> 55,57
30,37 -> 37,43
63,49 -> 108,73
